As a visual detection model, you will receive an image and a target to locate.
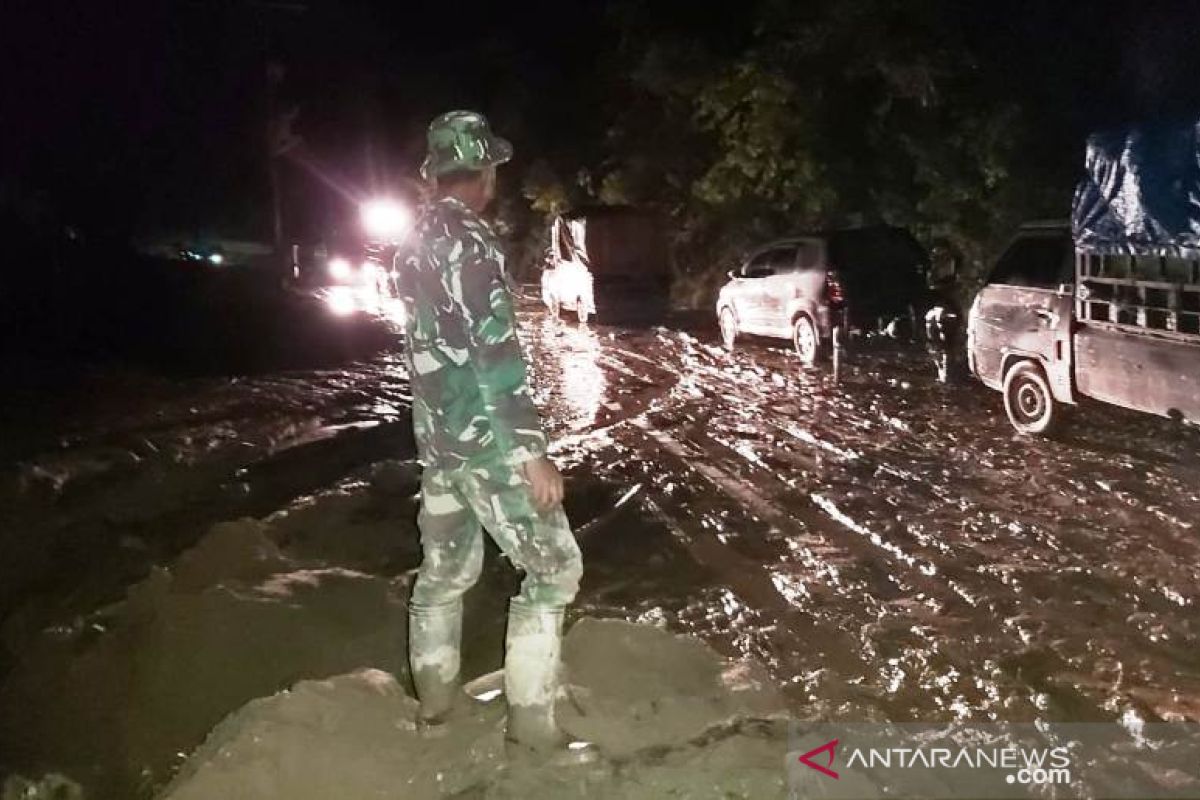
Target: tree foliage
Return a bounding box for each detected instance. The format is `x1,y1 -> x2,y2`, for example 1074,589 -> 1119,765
520,0 -> 1079,305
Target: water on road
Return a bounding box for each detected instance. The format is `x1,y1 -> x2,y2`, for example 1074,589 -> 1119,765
1,305 -> 1198,795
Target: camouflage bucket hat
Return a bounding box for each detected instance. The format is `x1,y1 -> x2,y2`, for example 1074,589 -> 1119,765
420,110 -> 513,180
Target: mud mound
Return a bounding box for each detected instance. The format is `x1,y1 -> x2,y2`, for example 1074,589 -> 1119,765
267,475 -> 422,574
0,519 -> 408,799
160,619 -> 789,800
170,518 -> 290,590
162,669 -> 505,800
559,617 -> 785,758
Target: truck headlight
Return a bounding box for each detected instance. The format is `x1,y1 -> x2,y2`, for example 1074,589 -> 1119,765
361,198 -> 412,242
328,257 -> 352,281
326,286 -> 357,316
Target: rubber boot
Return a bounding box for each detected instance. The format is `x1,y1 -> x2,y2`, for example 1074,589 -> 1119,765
408,598 -> 463,727
504,599 -> 567,753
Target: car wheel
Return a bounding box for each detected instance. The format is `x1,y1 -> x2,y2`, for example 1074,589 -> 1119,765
792,314 -> 821,366
1002,361 -> 1060,435
577,302 -> 590,325
719,307 -> 738,349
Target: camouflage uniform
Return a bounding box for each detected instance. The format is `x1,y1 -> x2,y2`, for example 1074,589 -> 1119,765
400,113 -> 582,734
400,194 -> 582,611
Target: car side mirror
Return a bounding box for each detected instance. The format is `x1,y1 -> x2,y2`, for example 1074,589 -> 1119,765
727,269 -> 739,280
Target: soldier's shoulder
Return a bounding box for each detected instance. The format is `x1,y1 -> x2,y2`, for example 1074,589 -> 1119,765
422,199 -> 488,241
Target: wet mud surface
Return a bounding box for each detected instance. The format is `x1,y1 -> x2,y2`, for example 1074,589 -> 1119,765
543,320 -> 1200,728
1,304 -> 1198,795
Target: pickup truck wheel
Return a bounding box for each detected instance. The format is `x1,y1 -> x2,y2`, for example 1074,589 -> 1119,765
792,315 -> 822,366
719,308 -> 738,349
1003,361 -> 1060,435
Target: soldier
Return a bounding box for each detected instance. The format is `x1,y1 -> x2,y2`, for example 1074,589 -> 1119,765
398,110 -> 584,756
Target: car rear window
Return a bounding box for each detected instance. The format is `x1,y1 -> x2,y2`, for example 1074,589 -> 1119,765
988,234 -> 1071,288
768,246 -> 798,272
827,229 -> 927,318
829,229 -> 925,276
796,241 -> 820,269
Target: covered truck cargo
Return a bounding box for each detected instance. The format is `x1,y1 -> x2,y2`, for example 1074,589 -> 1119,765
1069,115 -> 1200,423
550,206 -> 669,321
1072,117 -> 1200,254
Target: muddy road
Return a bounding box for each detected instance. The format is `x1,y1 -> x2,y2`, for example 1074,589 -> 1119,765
529,314 -> 1200,726
1,304 -> 1199,792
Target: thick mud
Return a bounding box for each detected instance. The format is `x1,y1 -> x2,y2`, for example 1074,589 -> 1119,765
0,304 -> 1197,796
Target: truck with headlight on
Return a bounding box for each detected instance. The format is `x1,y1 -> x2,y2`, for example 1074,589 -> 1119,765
542,206 -> 669,324
968,119 -> 1200,434
316,197 -> 412,317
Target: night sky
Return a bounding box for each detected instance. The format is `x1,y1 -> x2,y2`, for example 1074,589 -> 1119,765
4,0 -> 1200,242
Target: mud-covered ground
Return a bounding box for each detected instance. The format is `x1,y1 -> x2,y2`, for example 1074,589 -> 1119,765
1,302 -> 1198,796
525,313 -> 1200,726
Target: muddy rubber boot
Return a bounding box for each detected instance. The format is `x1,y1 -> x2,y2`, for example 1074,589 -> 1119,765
408,598 -> 463,729
504,599 -> 566,750
504,600 -> 597,763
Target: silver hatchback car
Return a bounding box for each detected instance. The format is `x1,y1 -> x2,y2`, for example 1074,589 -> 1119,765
716,227 -> 928,364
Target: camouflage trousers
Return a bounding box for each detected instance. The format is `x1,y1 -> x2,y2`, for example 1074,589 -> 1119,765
410,458 -> 583,610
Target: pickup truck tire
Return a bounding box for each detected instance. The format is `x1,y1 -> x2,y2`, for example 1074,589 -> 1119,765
1003,361 -> 1061,436
719,308 -> 738,349
792,314 -> 824,366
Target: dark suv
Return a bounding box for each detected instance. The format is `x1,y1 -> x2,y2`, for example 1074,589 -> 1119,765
715,226 -> 928,363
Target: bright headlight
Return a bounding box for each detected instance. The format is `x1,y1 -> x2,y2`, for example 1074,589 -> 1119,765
361,198 -> 412,242
326,286 -> 357,316
328,257 -> 352,281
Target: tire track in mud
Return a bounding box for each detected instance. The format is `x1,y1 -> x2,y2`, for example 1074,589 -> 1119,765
641,343 -> 965,599
619,416 -> 876,702
539,320 -> 1197,720
608,333 -> 1135,719
654,338 -> 1074,614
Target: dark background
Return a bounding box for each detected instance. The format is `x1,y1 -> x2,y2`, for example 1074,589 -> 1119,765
2,0 -> 1200,363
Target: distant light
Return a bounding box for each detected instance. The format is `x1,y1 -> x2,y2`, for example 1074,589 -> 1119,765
208,253 -> 224,265
361,198 -> 412,242
327,257 -> 352,281
326,287 -> 357,316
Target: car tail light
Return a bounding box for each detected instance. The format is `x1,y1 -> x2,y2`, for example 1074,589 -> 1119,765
825,271 -> 845,307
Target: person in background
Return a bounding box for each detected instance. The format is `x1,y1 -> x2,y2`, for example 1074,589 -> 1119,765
924,267 -> 964,384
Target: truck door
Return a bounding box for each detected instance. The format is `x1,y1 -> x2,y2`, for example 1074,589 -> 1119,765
971,230 -> 1074,398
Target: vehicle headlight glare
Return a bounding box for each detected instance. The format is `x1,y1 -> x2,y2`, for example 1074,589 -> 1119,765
361,198 -> 412,241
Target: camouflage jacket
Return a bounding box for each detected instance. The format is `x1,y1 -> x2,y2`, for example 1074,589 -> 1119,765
399,196 -> 548,470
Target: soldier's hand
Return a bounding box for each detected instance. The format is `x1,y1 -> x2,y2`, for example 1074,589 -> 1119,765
518,456 -> 564,511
